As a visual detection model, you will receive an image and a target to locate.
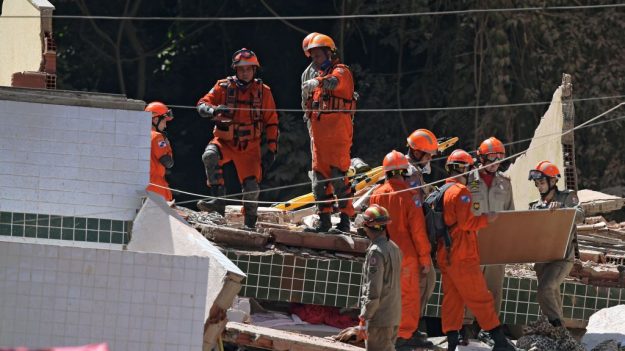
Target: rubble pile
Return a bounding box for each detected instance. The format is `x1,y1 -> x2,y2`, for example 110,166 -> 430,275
517,316 -> 585,351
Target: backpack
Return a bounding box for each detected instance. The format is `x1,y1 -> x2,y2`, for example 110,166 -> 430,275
423,183 -> 455,262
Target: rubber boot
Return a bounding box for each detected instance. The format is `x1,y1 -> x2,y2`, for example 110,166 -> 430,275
395,337 -> 416,351
549,318 -> 563,327
243,214 -> 257,230
304,212 -> 332,233
446,331 -> 459,351
488,325 -> 517,351
329,212 -> 351,234
197,185 -> 226,216
411,330 -> 435,348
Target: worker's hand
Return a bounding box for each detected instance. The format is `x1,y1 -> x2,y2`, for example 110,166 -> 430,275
197,103 -> 212,118
357,317 -> 368,341
421,264 -> 431,275
548,201 -> 563,210
301,79 -> 320,95
262,150 -> 276,174
321,76 -> 339,90
486,212 -> 498,223
211,104 -> 230,118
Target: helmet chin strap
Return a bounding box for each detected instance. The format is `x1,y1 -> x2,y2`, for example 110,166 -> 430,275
152,116 -> 166,133
539,180 -> 557,199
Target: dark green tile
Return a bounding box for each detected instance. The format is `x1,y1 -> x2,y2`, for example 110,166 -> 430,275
75,217 -> 86,229
259,264 -> 270,276
306,260 -> 318,269
279,290 -> 291,301
124,221 -> 132,233
517,303 -> 528,314
257,287 -> 268,299
519,279 -> 531,290
13,213 -> 24,223
328,270 -> 339,282
507,290 -> 518,301
49,228 -> 61,240
530,279 -> 538,289
508,278 -> 520,290
268,289 -> 280,301
302,292 -> 314,304
62,229 -> 74,241
87,230 -> 98,242
336,295 -> 348,307
350,273 -> 362,285
24,226 -> 36,238
12,225 -> 24,236
284,255 -> 295,266
123,233 -> 130,244
0,224 -> 11,236
0,212 -> 11,223
348,285 -> 360,297
110,232 -> 122,244
248,263 -> 260,275
596,287 -> 608,298
37,215 -> 49,227
562,294 -> 573,307
563,283 -> 576,295
36,227 -> 49,239
609,288 -> 621,301
352,262 -> 363,272
314,282 -> 326,294
75,230 -> 86,242
326,283 -> 338,295
575,284 -> 587,295
294,267 -> 305,279
347,297 -> 359,308
304,280 -> 315,292
99,231 -> 111,243
337,284 -> 349,296
243,286 -> 256,297
318,261 -> 329,270
260,255 -> 272,264
24,213 -> 37,225
270,265 -> 282,276
258,276 -> 269,287
528,304 -> 539,316
584,309 -> 596,320
248,255 -> 260,263
50,216 -> 62,228
312,293 -> 324,305
294,257 -> 306,267
245,274 -> 258,287
572,307 -> 584,320
112,220 -> 124,232
62,217 -> 74,228
518,291 -> 529,302
305,269 -> 316,280
339,272 -> 350,283
237,262 -> 249,272
269,277 -> 280,288
325,295 -> 337,307
596,298 -> 607,310
329,260 -> 340,271
99,219 -> 111,231
317,270 -> 328,282
87,218 -> 98,230
272,255 -> 283,266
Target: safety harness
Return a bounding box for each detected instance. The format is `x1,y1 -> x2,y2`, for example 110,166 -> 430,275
308,63 -> 357,119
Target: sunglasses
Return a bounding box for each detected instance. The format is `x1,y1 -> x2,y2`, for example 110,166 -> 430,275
232,49 -> 256,63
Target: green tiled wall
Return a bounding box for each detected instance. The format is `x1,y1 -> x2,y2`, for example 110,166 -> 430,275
225,251 -> 363,308
0,211 -> 131,244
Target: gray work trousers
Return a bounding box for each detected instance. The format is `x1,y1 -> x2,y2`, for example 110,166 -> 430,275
534,260 -> 574,322
464,264 -> 505,325
419,264 -> 437,317
366,326 -> 398,351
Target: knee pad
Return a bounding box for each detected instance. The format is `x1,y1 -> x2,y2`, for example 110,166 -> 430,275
242,177 -> 260,201
202,144 -> 221,167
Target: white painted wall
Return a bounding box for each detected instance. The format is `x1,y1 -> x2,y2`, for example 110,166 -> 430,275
0,241 -> 209,350
0,100 -> 151,220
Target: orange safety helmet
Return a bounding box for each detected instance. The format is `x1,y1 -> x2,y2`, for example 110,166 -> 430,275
145,101 -> 173,121
302,32 -> 319,57
306,33 -> 336,53
478,137 -> 505,156
407,129 -> 438,154
383,150 -> 410,172
361,204 -> 392,229
445,149 -> 474,173
231,48 -> 261,68
528,160 -> 561,180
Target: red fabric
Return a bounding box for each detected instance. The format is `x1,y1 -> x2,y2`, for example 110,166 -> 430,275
437,179 -> 499,333
290,304 -> 358,329
480,171 -> 494,188
147,130 -> 173,201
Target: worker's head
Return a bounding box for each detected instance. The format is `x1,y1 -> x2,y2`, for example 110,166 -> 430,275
477,137 -> 505,174
406,129 -> 437,173
383,150 -> 410,180
528,161 -> 560,197
355,205 -> 391,239
305,33 -> 336,70
302,32 -> 319,58
145,101 -> 173,132
231,48 -> 260,83
445,149 -> 474,185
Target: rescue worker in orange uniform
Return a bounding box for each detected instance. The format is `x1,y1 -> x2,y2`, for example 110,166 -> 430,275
145,101 -> 174,201
404,128 -> 438,342
301,32 -> 319,136
196,48 -> 279,229
461,137 -> 514,345
369,150 -> 433,350
528,161 -> 584,328
301,33 -> 356,234
439,150 -> 516,351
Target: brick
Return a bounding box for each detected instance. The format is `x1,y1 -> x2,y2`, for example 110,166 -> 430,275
11,72 -> 47,89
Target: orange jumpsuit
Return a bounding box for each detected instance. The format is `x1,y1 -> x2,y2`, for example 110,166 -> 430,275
437,179 -> 500,334
198,77 -> 279,184
308,61 -> 355,215
146,130 -> 173,201
369,178 -> 432,339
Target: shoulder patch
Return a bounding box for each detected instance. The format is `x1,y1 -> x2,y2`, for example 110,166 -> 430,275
369,255 -> 378,266
460,195 -> 471,203
158,140 -> 168,148
413,195 -> 422,208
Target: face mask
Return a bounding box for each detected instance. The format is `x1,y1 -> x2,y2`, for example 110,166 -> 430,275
320,59 -> 332,71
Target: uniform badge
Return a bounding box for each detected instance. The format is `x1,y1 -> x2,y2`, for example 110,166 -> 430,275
413,196 -> 422,208
473,202 -> 480,210
158,140 -> 168,148
369,255 -> 378,266
460,195 -> 471,203
336,68 -> 344,74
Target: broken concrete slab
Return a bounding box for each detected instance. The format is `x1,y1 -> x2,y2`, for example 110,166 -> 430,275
198,223 -> 271,248
578,189 -> 625,215
582,305 -> 625,350
268,228 -> 369,255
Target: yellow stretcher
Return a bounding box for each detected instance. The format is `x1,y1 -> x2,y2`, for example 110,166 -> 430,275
272,137 -> 458,211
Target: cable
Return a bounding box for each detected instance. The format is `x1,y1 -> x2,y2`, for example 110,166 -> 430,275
155,102 -> 625,206
3,3 -> 625,21
172,94 -> 625,114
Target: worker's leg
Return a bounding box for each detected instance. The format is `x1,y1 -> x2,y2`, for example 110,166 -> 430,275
329,166 -> 354,232
419,264 -> 436,317
451,261 -> 500,332
397,263 -> 421,339
306,171 -> 333,232
440,270 -> 465,334
366,327 -> 397,351
534,261 -> 573,323
241,176 -> 260,229
198,143 -> 227,214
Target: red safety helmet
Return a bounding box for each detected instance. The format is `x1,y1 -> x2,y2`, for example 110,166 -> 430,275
306,33 -> 336,53
231,48 -> 261,68
302,32 -> 319,57
383,150 -> 410,172
407,129 -> 438,155
145,101 -> 173,121
445,149 -> 474,174
361,204 -> 391,229
528,161 -> 561,180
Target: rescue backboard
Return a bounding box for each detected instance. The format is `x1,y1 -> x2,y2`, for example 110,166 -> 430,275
478,208 -> 576,265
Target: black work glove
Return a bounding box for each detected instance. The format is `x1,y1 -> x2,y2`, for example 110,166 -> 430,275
198,104 -> 230,118
262,150 -> 276,175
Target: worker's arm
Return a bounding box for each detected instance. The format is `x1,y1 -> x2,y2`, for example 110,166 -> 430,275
197,83 -> 228,118
316,65 -> 354,99
360,250 -> 385,320
262,85 -> 279,154
407,194 -> 432,267
453,187 -> 488,231
151,133 -> 173,166
159,155 -> 174,169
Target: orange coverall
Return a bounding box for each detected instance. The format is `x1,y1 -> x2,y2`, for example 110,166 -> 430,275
146,130 -> 173,201
369,178 -> 432,339
197,78 -> 279,185
308,61 -> 355,215
437,179 -> 500,334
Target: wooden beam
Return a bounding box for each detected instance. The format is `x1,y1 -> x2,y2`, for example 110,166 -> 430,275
268,228 -> 369,255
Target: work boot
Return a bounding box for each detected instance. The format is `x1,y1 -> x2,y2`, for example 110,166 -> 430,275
394,336 -> 418,351
304,213 -> 332,233
243,214 -> 257,230
446,331 -> 459,351
459,323 -> 477,345
488,325 -> 517,351
329,212 -> 351,234
197,185 -> 226,216
549,318 -> 563,327
410,330 -> 435,348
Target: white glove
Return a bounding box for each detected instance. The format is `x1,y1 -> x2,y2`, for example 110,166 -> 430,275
301,79 -> 319,96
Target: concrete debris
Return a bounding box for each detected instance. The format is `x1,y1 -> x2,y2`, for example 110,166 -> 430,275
578,189 -> 625,216
590,340 -> 623,351
199,223 -> 271,248
517,316 -> 584,351
582,305 -> 625,351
